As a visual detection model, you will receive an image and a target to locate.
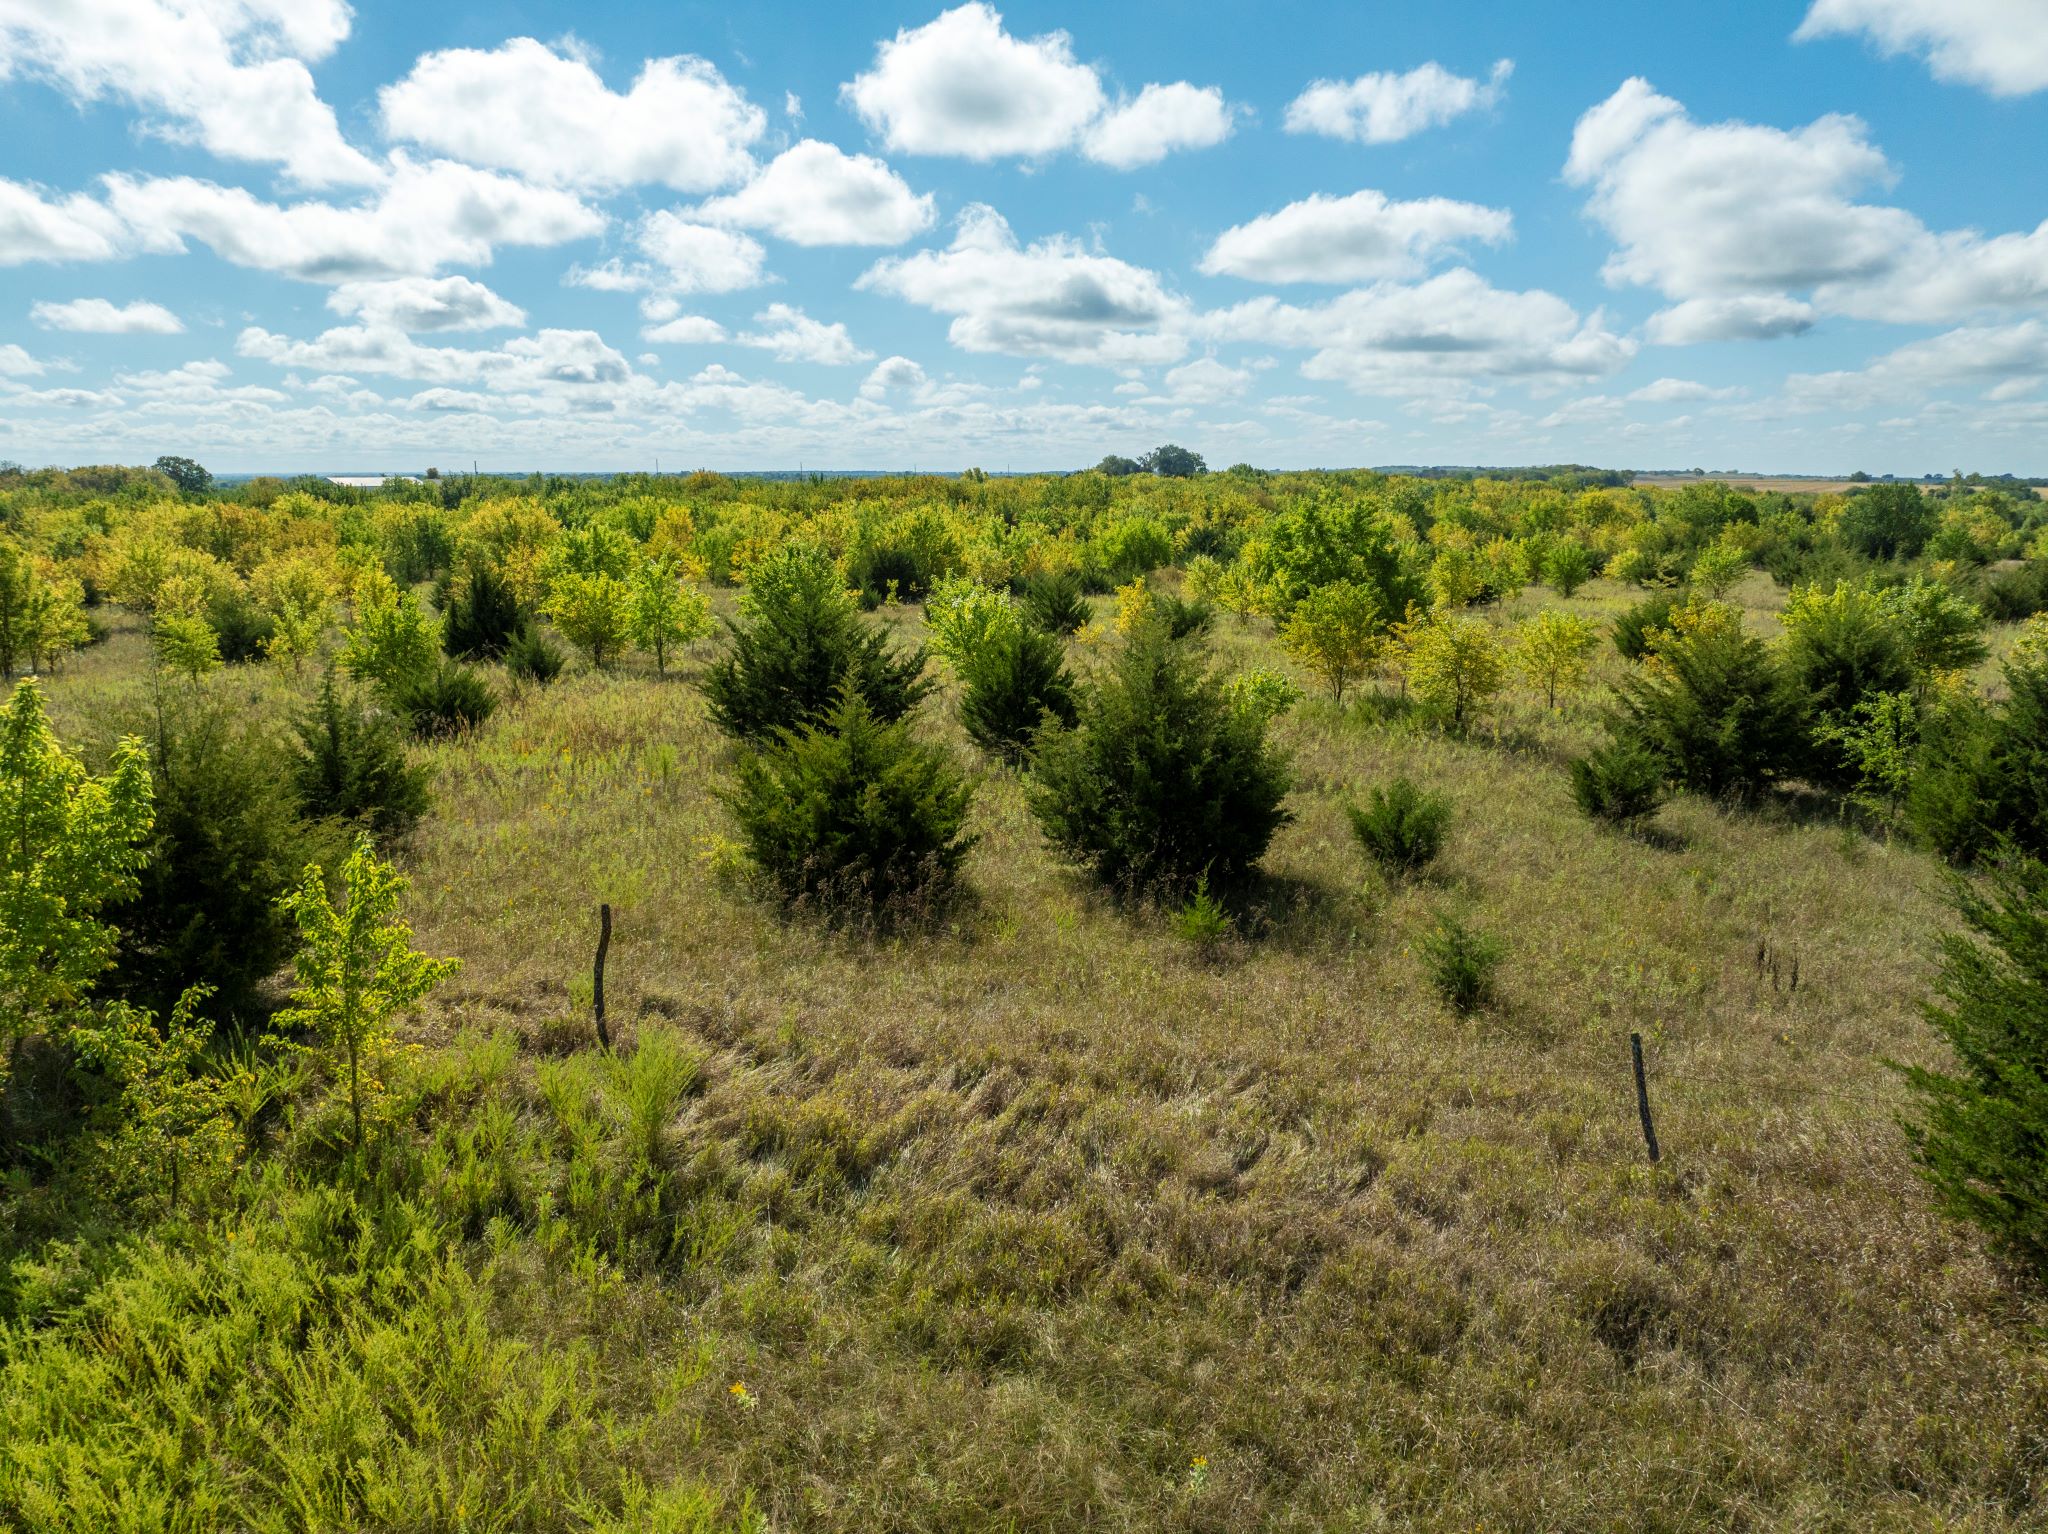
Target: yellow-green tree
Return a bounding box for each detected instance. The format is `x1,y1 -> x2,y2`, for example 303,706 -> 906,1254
1281,580 -> 1384,702
627,557 -> 714,674
276,836 -> 459,1154
0,679 -> 154,1075
546,569 -> 635,668
1513,609 -> 1600,710
1407,615 -> 1505,729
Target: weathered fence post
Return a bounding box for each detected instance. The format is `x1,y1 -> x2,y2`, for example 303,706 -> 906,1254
593,903 -> 612,1051
1630,1031 -> 1660,1163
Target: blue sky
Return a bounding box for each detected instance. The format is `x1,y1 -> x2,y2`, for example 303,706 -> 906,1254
3,0 -> 2047,474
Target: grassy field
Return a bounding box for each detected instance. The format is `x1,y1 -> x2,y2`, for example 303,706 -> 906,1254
29,581 -> 2048,1532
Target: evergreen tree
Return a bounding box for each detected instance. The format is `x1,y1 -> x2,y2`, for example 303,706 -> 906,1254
290,672 -> 430,837
1901,855 -> 2048,1280
958,624 -> 1078,762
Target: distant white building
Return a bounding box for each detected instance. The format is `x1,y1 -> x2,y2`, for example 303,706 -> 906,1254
328,475 -> 420,488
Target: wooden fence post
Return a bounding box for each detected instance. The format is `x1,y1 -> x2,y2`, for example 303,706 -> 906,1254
593,903 -> 612,1051
1630,1031 -> 1660,1163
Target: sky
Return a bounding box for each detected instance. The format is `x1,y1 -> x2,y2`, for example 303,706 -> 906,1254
3,0 -> 2048,475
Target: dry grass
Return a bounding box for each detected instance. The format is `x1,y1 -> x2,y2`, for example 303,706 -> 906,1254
32,588 -> 2048,1531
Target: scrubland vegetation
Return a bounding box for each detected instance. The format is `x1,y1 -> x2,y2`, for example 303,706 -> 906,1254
4,454 -> 2048,1530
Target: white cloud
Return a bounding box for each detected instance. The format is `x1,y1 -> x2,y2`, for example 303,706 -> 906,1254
104,158 -> 605,282
1200,190 -> 1511,284
694,140 -> 934,246
734,304 -> 871,365
1084,83 -> 1233,169
238,324 -> 636,395
378,38 -> 764,191
0,0 -> 377,186
1644,296 -> 1819,344
30,297 -> 183,334
1795,0 -> 2048,96
325,276 -> 525,332
843,3 -> 1228,168
1205,269 -> 1635,395
635,213 -> 768,293
1162,357 -> 1252,403
1566,78 -> 2048,332
858,204 -> 1188,366
642,315 -> 727,345
860,355 -> 927,399
1285,60 -> 1511,144
844,4 -> 1103,159
0,344 -> 42,376
1629,377 -> 1742,403
0,179 -> 128,265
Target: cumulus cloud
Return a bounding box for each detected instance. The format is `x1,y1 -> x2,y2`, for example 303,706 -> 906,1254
1285,60 -> 1512,144
1628,377 -> 1742,403
30,297 -> 183,334
1566,78 -> 2048,333
0,343 -> 42,376
0,0 -> 377,186
635,213 -> 768,293
238,324 -> 636,394
1204,269 -> 1634,395
103,158 -> 604,282
734,304 -> 871,365
694,141 -> 934,246
843,4 -> 1229,167
642,315 -> 728,345
379,38 -> 765,191
1084,84 -> 1234,169
325,276 -> 525,332
0,178 -> 128,265
1795,0 -> 2048,96
860,355 -> 928,399
1200,190 -> 1511,284
1162,357 -> 1252,403
1644,296 -> 1818,344
858,204 -> 1188,366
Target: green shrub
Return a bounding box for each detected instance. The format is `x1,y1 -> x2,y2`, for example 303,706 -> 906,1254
291,672 -> 430,837
505,621 -> 566,685
1420,911 -> 1504,1014
1021,571 -> 1088,636
396,661 -> 498,739
1154,592 -> 1215,641
1569,739 -> 1667,827
1611,592 -> 1678,661
1611,626 -> 1808,799
204,584 -> 275,664
1169,874 -> 1234,951
1979,559 -> 2048,622
958,625 -> 1078,763
1900,855 -> 2048,1280
723,690 -> 977,916
105,697 -> 346,1025
704,545 -> 930,743
1346,777 -> 1451,877
1030,630 -> 1292,894
1907,656 -> 2048,864
443,562 -> 523,659
1839,482 -> 1934,560
1543,540 -> 1595,597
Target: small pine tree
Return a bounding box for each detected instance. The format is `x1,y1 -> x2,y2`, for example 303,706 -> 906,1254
395,661 -> 497,739
1612,625 -> 1808,799
958,624 -> 1078,763
1347,777 -> 1451,877
290,672 -> 430,836
704,544 -> 930,742
1420,911 -> 1504,1015
505,621 -> 567,685
1569,738 -> 1667,828
1030,630 -> 1292,894
723,690 -> 977,916
276,836 -> 459,1154
1612,592 -> 1679,662
1021,570 -> 1089,636
1900,855 -> 2048,1280
443,562 -> 523,659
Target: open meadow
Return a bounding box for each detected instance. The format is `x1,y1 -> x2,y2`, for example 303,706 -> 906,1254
4,462 -> 2048,1531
